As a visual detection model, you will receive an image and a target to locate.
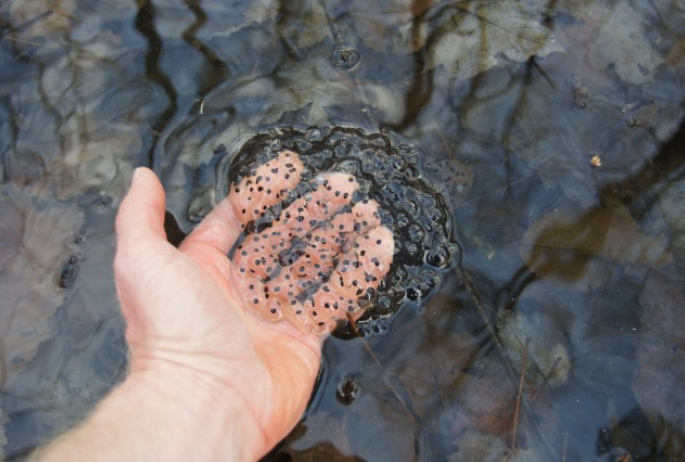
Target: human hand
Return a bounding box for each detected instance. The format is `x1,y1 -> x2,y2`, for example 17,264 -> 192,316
114,151 -> 393,459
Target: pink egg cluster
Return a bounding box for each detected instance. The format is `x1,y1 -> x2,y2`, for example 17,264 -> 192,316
228,150 -> 394,335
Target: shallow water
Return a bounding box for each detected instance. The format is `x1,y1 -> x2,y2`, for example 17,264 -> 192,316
1,0 -> 685,460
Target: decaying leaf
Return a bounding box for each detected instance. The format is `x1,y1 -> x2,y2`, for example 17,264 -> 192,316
0,405 -> 6,462
8,0 -> 77,42
448,431 -> 538,462
666,37 -> 685,70
518,208 -> 672,291
294,0 -> 332,49
283,413 -> 355,461
497,310 -> 571,387
453,374 -> 517,437
432,154 -> 474,207
269,61 -> 363,126
389,321 -> 482,420
207,0 -> 276,39
387,314 -> 523,440
555,1 -> 664,84
427,1 -> 564,80
226,0 -> 331,49
0,187 -> 84,390
349,0 -> 418,53
284,442 -> 364,462
633,272 -> 685,453
504,69 -> 664,208
658,178 -> 685,257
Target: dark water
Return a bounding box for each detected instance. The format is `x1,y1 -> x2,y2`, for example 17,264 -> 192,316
1,0 -> 685,460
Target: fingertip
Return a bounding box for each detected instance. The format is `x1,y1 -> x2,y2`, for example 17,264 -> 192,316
131,166 -> 144,184
116,167 -> 167,242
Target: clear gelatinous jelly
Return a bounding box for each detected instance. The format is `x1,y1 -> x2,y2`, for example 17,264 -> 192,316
221,126 -> 458,337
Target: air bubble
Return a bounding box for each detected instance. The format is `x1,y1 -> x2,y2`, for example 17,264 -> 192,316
306,128 -> 323,141
406,286 -> 421,301
425,245 -> 449,269
331,47 -> 360,70
407,223 -> 425,241
336,377 -> 360,404
372,321 -> 390,335
405,242 -> 420,256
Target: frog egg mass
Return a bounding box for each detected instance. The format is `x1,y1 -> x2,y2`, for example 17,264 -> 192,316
222,126 -> 457,337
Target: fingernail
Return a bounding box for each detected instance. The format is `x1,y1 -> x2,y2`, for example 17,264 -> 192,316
132,168 -> 143,185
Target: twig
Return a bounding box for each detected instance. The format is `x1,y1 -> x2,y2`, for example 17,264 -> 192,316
560,432 -> 568,461
346,313 -> 421,438
456,266 -> 515,376
528,356 -> 562,404
512,339 -> 529,449
2,35 -> 40,46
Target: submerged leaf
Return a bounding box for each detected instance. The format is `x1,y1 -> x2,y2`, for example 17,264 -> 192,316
283,413 -> 354,461
633,272 -> 685,455
8,0 -> 77,42
0,407 -> 5,462
518,208 -> 672,290
448,431 -> 538,462
666,37 -> 685,70
0,406 -> 6,461
0,188 -> 84,390
658,179 -> 685,257
497,310 -> 571,387
555,1 -> 663,84
504,69 -> 664,208
292,0 -> 332,49
427,1 -> 565,79
429,150 -> 475,207
453,374 -> 517,437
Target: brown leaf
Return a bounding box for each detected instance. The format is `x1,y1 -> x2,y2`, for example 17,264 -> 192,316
448,431 -> 537,462
666,37 -> 685,70
347,0 -> 427,53
554,1 -> 663,84
633,272 -> 685,454
8,0 -> 77,42
427,1 -> 564,80
0,406 -> 7,461
658,179 -> 685,256
497,310 -> 571,388
518,208 -> 672,290
0,189 -> 84,390
283,413 -> 356,462
285,442 -> 364,462
454,375 -> 517,437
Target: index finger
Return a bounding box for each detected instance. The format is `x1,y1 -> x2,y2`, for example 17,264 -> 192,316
181,151 -> 304,255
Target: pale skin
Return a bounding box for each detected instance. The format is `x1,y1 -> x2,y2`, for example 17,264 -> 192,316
31,152 -> 393,461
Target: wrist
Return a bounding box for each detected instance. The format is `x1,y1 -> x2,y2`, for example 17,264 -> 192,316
121,364 -> 266,461
32,364 -> 266,462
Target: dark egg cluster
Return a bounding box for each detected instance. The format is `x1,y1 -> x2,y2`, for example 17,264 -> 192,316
223,126 -> 457,337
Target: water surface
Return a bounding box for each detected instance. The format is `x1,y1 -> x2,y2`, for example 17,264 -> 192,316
1,0 -> 685,460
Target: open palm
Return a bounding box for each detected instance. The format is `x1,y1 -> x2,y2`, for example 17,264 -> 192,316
114,151 -> 393,458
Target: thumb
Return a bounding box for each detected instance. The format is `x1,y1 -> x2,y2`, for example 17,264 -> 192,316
114,167 -> 170,321
116,167 -> 167,243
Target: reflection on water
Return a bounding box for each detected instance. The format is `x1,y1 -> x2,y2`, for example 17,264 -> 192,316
1,0 -> 685,460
